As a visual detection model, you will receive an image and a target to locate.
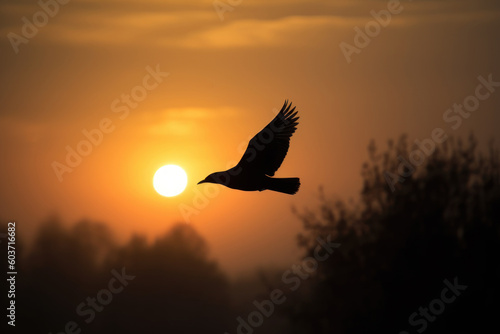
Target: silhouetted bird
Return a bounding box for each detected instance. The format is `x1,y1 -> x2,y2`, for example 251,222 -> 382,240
198,100 -> 300,195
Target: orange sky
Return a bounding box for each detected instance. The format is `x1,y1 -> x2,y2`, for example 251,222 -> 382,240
1,0 -> 499,277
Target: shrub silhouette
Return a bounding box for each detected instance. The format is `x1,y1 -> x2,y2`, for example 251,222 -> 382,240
291,134 -> 500,334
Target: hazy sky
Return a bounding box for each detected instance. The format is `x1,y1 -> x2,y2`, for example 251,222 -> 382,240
1,0 -> 499,277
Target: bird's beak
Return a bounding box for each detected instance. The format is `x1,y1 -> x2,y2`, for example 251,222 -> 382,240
197,180 -> 207,185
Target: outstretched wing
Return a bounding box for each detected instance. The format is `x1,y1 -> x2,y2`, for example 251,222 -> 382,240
236,100 -> 299,176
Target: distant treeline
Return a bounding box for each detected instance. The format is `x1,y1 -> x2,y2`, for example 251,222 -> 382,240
1,220 -> 234,334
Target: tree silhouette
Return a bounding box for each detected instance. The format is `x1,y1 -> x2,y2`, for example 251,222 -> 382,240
8,219 -> 232,334
291,134 -> 500,334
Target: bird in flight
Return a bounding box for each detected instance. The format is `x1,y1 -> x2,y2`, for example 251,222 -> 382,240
198,100 -> 300,195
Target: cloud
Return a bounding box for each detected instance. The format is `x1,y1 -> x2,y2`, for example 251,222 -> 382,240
147,120 -> 193,137
136,107 -> 238,137
170,15 -> 352,49
1,0 -> 499,50
27,10 -> 217,46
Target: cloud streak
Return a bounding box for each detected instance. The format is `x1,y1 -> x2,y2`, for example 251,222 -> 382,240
2,0 -> 499,50
137,107 -> 239,137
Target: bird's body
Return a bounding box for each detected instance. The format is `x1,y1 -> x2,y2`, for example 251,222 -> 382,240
224,168 -> 264,191
198,100 -> 300,195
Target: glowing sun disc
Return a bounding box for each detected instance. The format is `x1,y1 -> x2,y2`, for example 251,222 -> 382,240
153,165 -> 188,197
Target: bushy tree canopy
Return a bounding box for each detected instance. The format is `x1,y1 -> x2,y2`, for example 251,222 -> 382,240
292,134 -> 500,334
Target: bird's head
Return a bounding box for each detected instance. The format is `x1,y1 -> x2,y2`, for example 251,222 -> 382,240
197,172 -> 230,185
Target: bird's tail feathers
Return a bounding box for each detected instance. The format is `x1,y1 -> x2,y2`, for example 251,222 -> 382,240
265,177 -> 300,195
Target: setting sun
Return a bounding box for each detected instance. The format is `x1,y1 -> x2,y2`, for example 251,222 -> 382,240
153,165 -> 188,197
